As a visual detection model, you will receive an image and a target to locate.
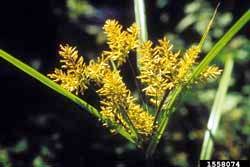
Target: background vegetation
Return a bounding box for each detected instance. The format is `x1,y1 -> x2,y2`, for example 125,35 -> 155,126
0,0 -> 249,166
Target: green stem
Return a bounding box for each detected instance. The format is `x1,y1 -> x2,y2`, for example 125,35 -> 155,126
134,0 -> 148,72
200,55 -> 234,160
134,0 -> 148,42
153,91 -> 168,127
118,105 -> 140,144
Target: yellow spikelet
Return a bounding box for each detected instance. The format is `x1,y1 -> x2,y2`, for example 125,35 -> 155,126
198,65 -> 222,82
175,45 -> 201,84
48,44 -> 88,94
126,23 -> 139,50
137,37 -> 179,106
97,70 -> 154,136
86,55 -> 110,84
102,19 -> 139,67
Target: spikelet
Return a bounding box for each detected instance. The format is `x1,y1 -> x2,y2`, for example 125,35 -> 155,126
97,70 -> 154,136
175,45 -> 201,84
48,44 -> 88,94
102,19 -> 139,67
86,55 -> 110,84
198,65 -> 222,83
137,37 -> 179,106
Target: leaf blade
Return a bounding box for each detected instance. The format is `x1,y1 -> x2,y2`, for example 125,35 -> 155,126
200,54 -> 234,160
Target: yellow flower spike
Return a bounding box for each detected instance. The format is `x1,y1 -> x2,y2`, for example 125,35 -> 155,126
175,45 -> 201,84
198,65 -> 223,83
126,23 -> 140,50
137,38 -> 179,106
102,19 -> 139,67
86,55 -> 110,84
97,70 -> 154,137
48,44 -> 89,95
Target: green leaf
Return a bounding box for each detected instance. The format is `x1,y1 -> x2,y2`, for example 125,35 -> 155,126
200,54 -> 234,160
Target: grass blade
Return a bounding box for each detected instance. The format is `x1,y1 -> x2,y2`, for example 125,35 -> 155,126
0,49 -> 135,144
146,10 -> 250,157
200,55 -> 234,160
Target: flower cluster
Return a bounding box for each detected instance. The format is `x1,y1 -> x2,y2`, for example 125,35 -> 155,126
49,20 -> 154,137
96,70 -> 154,136
137,38 -> 180,105
102,20 -> 139,67
138,38 -> 221,106
48,19 -> 221,139
48,45 -> 88,95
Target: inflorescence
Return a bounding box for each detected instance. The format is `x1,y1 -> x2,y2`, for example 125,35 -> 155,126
48,19 -> 222,140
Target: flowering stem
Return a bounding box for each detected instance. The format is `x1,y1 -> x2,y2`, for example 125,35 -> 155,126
153,91 -> 168,126
127,59 -> 148,112
118,105 -> 140,144
110,60 -> 117,71
134,0 -> 148,42
134,0 -> 148,73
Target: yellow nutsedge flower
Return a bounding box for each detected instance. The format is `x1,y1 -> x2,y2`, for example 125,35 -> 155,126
198,65 -> 223,83
97,70 -> 154,136
47,19 -> 222,141
175,45 -> 201,84
86,55 -> 110,85
126,23 -> 139,50
102,19 -> 139,67
126,97 -> 155,136
48,44 -> 89,95
137,37 -> 179,106
48,68 -> 85,93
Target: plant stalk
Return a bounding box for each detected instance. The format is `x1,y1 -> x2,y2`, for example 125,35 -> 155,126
134,0 -> 148,42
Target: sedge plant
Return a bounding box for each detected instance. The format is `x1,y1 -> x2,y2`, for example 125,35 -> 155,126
0,2 -> 249,160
